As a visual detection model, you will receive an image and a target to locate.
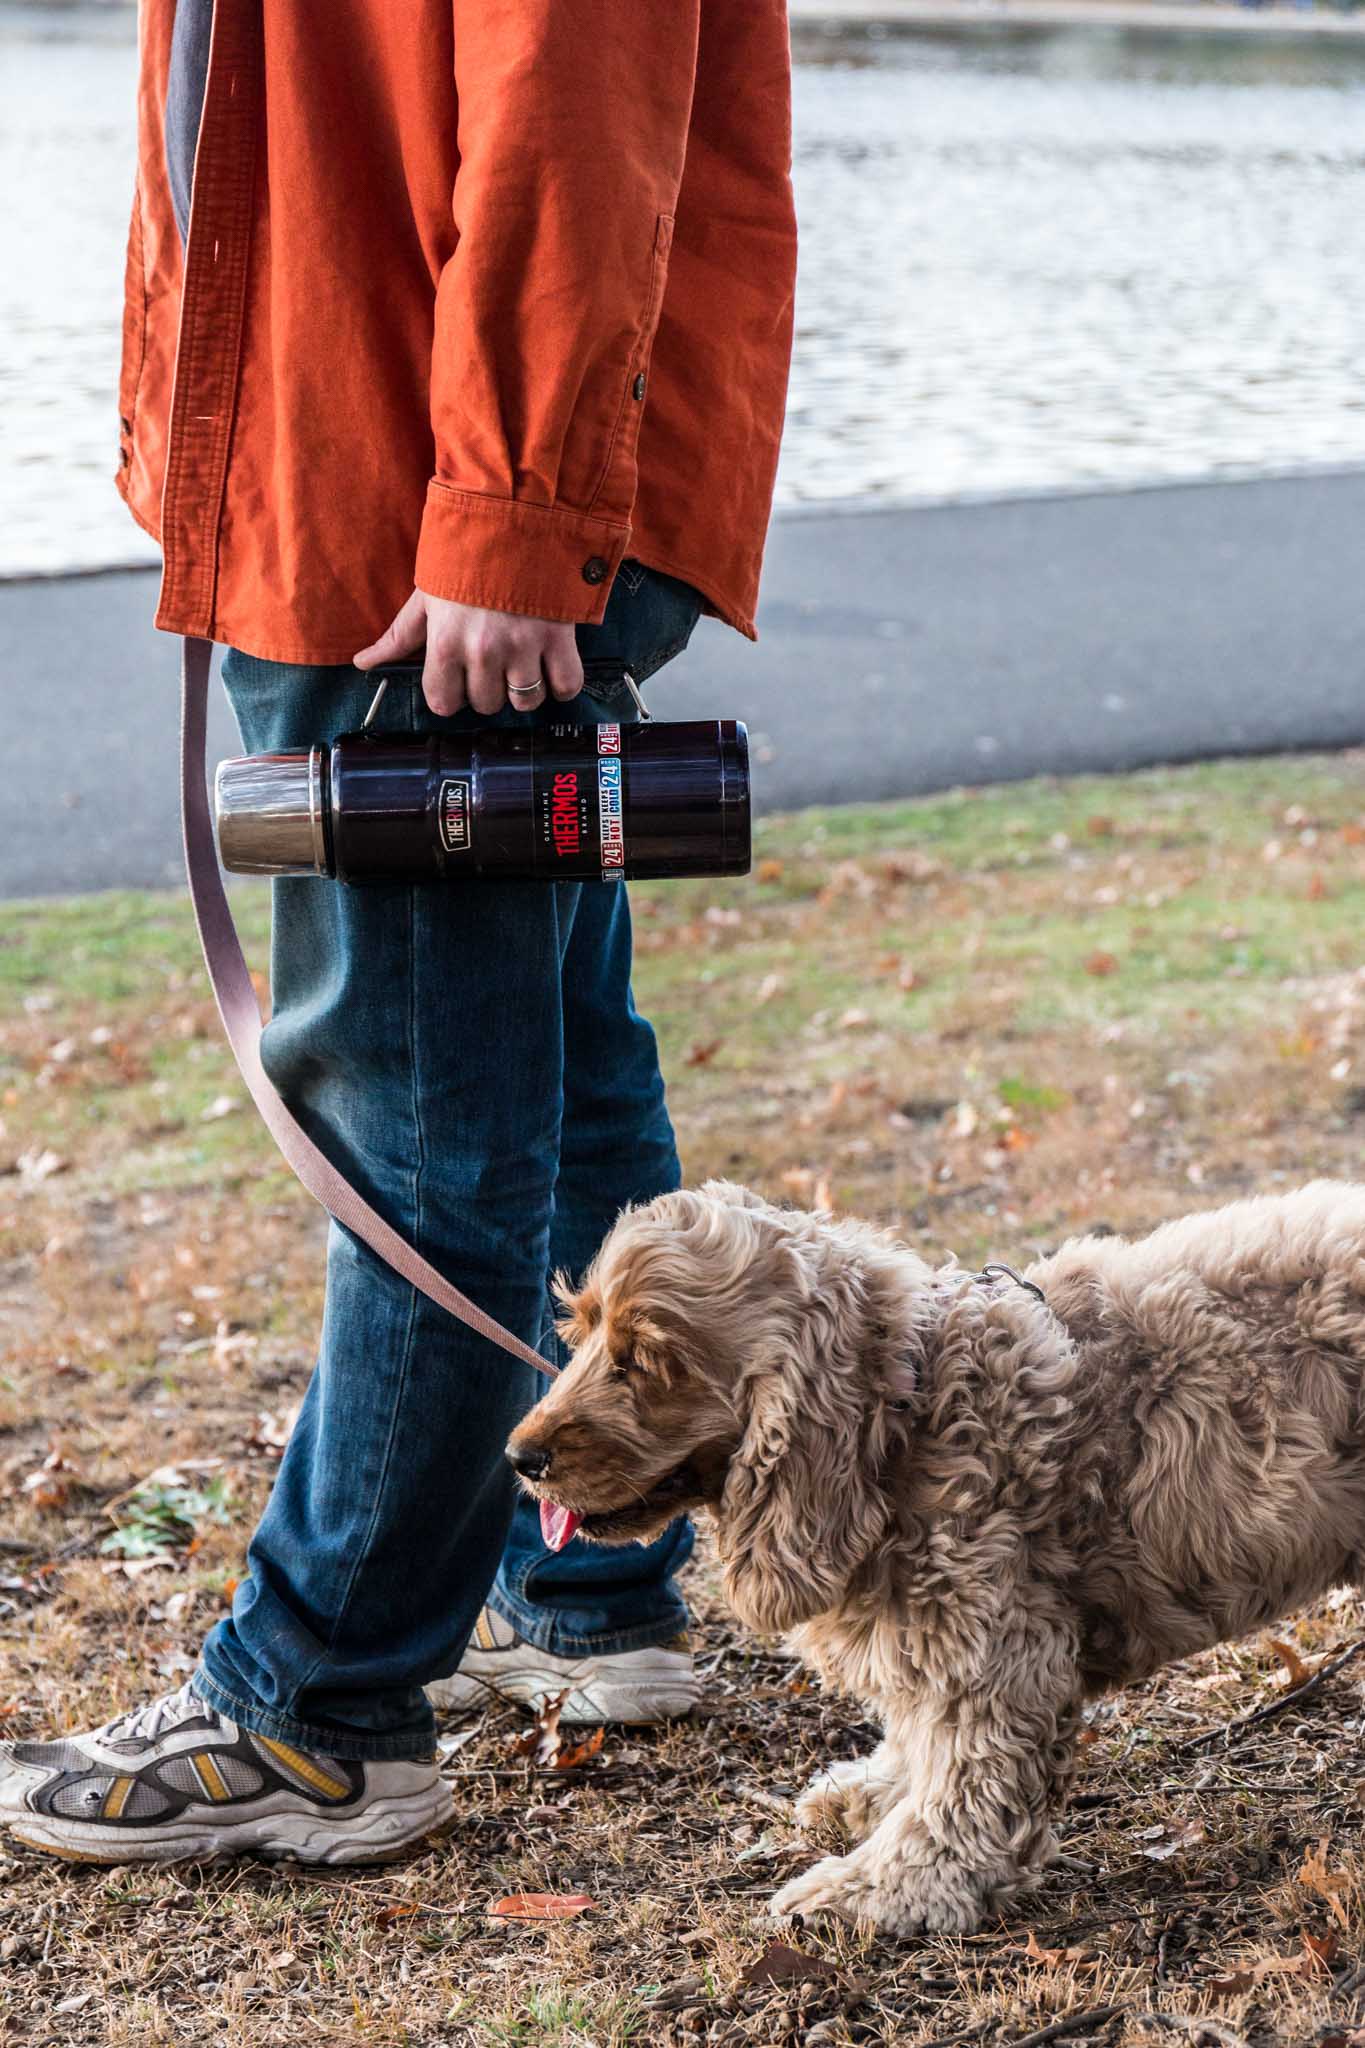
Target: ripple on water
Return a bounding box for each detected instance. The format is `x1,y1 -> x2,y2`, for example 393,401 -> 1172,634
4,8 -> 1365,574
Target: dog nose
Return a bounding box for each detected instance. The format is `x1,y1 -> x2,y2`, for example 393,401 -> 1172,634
506,1443 -> 551,1480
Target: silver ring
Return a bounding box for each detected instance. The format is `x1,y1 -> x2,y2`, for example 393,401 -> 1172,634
507,680 -> 543,697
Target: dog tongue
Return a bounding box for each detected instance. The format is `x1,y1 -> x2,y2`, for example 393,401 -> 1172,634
540,1501 -> 583,1553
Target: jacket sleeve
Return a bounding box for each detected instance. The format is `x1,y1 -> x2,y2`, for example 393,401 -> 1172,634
414,0 -> 701,623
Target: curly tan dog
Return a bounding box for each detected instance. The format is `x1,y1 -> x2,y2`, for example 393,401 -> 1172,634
506,1179 -> 1365,1937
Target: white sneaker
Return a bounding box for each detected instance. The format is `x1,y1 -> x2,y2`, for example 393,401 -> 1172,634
428,1607 -> 700,1725
0,1682 -> 453,1868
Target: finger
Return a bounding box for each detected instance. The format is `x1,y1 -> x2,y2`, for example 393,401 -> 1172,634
543,628 -> 584,703
355,590 -> 425,670
422,639 -> 467,717
504,667 -> 546,715
466,650 -> 506,717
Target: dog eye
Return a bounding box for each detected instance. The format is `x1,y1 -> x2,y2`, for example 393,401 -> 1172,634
610,1354 -> 640,1380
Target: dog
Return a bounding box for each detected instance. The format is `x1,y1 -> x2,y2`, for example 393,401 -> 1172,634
506,1178 -> 1365,1937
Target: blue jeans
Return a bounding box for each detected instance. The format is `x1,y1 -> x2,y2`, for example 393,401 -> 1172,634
195,563 -> 702,1760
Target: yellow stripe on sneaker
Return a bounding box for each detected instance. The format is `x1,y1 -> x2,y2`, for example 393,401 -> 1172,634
192,1752 -> 230,1803
474,1608 -> 499,1652
102,1776 -> 135,1820
257,1736 -> 351,1801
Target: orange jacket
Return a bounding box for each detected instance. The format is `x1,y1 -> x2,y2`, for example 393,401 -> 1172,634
119,0 -> 797,665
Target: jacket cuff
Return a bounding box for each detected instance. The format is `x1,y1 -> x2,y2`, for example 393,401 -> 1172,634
414,481 -> 630,624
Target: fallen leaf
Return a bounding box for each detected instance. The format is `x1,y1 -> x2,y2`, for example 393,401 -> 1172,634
375,1904 -> 421,1928
1012,1929 -> 1099,1972
1266,1635 -> 1314,1689
754,973 -> 784,1006
1141,1818 -> 1205,1862
812,1176 -> 834,1212
554,1725 -> 605,1772
1299,1836 -> 1351,1929
509,1689 -> 568,1768
490,1893 -> 596,1921
1084,952 -> 1119,977
756,858 -> 784,884
1208,1933 -> 1336,2001
837,1007 -> 872,1031
685,1040 -> 722,1067
740,1939 -> 841,1989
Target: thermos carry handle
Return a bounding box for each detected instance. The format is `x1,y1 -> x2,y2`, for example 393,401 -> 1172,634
179,636 -> 557,1380
357,659 -> 653,729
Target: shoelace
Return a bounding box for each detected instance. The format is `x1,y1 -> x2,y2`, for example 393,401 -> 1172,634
99,1680 -> 206,1746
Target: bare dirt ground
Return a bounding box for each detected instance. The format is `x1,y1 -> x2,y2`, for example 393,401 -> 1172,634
2,755 -> 1365,2047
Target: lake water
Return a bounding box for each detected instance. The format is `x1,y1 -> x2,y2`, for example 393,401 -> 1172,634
3,5 -> 1365,575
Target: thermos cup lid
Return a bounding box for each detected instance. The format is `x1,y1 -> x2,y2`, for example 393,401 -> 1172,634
215,750 -> 327,875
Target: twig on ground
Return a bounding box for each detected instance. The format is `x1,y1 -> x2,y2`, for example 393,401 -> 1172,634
1006,2006 -> 1124,2048
1137,2013 -> 1249,2048
1175,1637 -> 1365,1754
1332,1959 -> 1365,2001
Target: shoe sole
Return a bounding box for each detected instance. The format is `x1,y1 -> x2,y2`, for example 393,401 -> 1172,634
432,1667 -> 700,1726
3,1782 -> 456,1869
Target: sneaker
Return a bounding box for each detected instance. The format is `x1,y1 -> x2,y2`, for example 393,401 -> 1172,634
0,1682 -> 453,1868
428,1608 -> 700,1726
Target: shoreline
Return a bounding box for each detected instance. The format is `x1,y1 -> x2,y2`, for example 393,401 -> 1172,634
789,0 -> 1365,34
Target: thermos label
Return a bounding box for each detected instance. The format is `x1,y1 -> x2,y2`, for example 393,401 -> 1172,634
598,758 -> 624,876
438,776 -> 473,854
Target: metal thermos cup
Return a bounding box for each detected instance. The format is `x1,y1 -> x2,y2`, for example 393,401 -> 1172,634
215,715 -> 750,884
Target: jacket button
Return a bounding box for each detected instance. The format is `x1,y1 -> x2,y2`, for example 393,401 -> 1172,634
632,373 -> 646,401
581,556 -> 609,585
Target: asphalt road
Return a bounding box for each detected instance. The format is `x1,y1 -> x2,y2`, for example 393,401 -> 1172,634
3,469 -> 1363,898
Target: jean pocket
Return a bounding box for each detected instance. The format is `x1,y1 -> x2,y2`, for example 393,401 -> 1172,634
579,561 -> 704,705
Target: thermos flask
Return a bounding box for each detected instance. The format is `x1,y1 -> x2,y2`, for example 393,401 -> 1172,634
215,682 -> 750,884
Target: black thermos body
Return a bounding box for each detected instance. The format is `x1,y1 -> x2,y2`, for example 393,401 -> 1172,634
216,716 -> 751,884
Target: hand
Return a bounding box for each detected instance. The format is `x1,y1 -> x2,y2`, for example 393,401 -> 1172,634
355,589 -> 584,717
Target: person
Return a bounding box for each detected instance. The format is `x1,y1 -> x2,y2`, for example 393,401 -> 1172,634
0,1 -> 796,1864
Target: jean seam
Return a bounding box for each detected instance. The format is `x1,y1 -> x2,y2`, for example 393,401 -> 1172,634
283,878 -> 425,1714
194,1665 -> 436,1763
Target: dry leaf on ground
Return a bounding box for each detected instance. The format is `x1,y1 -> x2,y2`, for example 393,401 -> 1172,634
1267,1635 -> 1315,1688
1208,1931 -> 1336,2000
739,1939 -> 841,1989
1299,1836 -> 1351,1928
1011,1929 -> 1099,1971
489,1893 -> 596,1921
554,1724 -> 604,1772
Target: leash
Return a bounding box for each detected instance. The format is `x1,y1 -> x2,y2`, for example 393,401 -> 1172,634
179,635 -> 557,1380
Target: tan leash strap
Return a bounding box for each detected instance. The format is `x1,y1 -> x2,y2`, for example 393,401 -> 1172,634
179,634 -> 556,1379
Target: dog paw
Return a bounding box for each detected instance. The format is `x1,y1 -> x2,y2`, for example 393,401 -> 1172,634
771,1855 -> 868,1928
771,1851 -> 988,1937
794,1761 -> 896,1844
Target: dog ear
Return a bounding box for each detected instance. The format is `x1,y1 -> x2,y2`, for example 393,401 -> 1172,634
716,1337 -> 887,1634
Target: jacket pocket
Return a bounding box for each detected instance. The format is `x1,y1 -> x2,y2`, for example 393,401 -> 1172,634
583,211 -> 675,522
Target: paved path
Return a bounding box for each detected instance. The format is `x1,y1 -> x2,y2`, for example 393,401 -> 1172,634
3,469 -> 1364,898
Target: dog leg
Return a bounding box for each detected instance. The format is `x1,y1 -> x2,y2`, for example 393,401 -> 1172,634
773,1630 -> 1081,1937
795,1744 -> 901,1844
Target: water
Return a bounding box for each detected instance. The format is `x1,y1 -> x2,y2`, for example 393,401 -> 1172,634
3,4 -> 1365,575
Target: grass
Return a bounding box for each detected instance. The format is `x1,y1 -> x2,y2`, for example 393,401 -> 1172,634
2,752 -> 1365,2046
